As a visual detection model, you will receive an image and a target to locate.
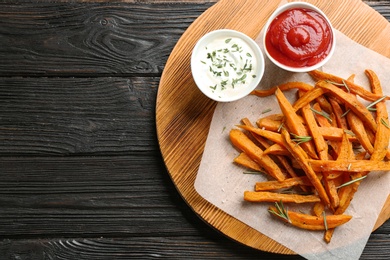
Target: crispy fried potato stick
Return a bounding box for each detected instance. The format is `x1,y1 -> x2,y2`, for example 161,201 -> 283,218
318,127 -> 357,142
276,88 -> 318,159
242,118 -> 299,179
263,143 -> 290,156
309,70 -> 388,102
237,125 -> 284,146
325,149 -> 366,243
366,69 -> 390,161
329,96 -> 349,130
244,191 -> 320,203
281,129 -> 331,207
316,80 -> 378,132
300,91 -> 328,160
255,176 -> 312,191
257,114 -> 283,132
313,202 -> 325,217
308,159 -> 390,172
251,82 -> 314,97
346,111 -> 374,154
230,129 -> 287,181
269,206 -> 352,230
293,87 -> 328,112
234,153 -> 262,172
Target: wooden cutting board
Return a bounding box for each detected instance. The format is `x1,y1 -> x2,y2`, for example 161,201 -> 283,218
156,0 -> 390,254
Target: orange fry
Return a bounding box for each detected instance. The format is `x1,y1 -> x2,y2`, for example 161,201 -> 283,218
230,129 -> 287,181
257,114 -> 283,131
251,82 -> 313,97
346,111 -> 374,154
233,153 -> 262,172
316,80 -> 377,132
300,91 -> 328,160
269,206 -> 352,231
308,159 -> 390,172
281,129 -> 330,207
237,125 -> 284,146
293,87 -> 328,111
255,176 -> 312,191
276,88 -> 318,159
309,70 -> 387,101
366,69 -> 390,161
244,191 -> 320,203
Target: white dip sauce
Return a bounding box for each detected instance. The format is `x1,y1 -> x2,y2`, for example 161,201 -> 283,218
196,36 -> 258,100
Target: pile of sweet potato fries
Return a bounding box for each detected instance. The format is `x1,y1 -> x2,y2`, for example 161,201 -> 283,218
230,69 -> 389,243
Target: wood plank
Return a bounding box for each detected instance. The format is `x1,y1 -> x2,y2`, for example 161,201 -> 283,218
0,77 -> 158,155
0,232 -> 388,259
0,2 -> 212,76
0,156 -> 194,236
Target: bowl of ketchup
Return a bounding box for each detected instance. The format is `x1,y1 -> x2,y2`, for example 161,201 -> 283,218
263,2 -> 335,72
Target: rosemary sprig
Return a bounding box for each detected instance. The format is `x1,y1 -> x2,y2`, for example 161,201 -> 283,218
290,133 -> 312,145
310,107 -> 332,123
343,129 -> 356,137
341,108 -> 351,117
277,122 -> 284,133
336,175 -> 367,189
381,118 -> 390,129
366,96 -> 387,110
325,79 -> 350,93
243,171 -> 265,175
261,108 -> 272,114
268,201 -> 291,223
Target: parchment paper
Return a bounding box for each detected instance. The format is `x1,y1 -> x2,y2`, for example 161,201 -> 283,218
194,28 -> 390,260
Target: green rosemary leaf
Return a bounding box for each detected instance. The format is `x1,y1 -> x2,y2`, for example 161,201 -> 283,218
336,175 -> 367,189
310,107 -> 332,123
381,118 -> 390,129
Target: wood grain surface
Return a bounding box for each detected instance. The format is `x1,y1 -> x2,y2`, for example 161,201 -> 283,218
156,0 -> 390,255
0,0 -> 389,259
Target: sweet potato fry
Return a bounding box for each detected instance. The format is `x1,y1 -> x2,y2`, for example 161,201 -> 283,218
263,143 -> 290,156
237,125 -> 284,146
276,88 -> 318,159
293,87 -> 328,112
255,176 -> 312,191
269,206 -> 352,230
230,129 -> 287,181
318,127 -> 357,142
366,69 -> 390,161
257,114 -> 283,132
329,96 -> 348,130
308,159 -> 390,172
346,111 -> 374,154
241,118 -> 271,149
244,191 -> 320,203
316,80 -> 378,132
281,129 -> 330,207
251,82 -> 313,97
234,153 -> 262,172
309,70 -> 387,102
300,91 -> 328,160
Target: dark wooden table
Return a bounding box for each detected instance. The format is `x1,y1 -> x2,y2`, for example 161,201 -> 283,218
0,0 -> 389,259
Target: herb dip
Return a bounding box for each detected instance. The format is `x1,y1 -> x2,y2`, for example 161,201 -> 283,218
196,36 -> 258,100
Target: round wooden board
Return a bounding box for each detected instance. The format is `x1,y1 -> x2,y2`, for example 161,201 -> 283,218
156,0 -> 390,255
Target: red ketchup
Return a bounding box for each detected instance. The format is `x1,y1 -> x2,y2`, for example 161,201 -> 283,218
265,8 -> 333,68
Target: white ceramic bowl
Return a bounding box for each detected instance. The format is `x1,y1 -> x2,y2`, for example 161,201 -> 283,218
191,29 -> 264,102
262,2 -> 336,73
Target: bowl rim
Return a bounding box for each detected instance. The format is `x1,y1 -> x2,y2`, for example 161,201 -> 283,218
262,2 -> 336,73
191,29 -> 265,102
